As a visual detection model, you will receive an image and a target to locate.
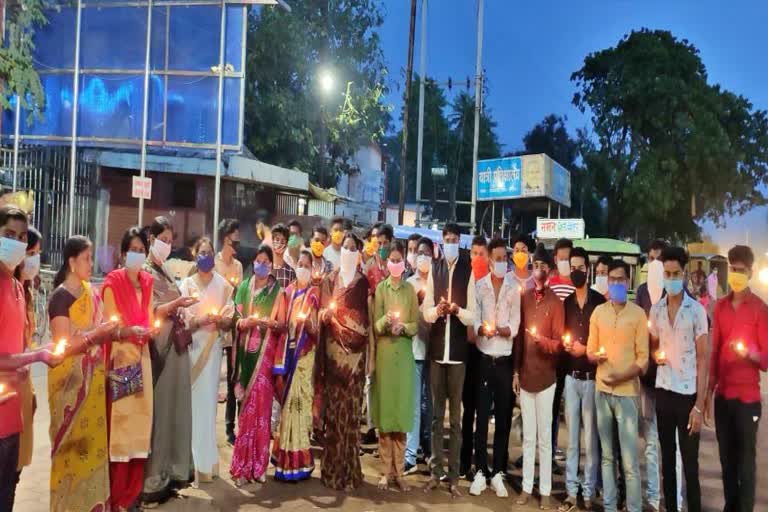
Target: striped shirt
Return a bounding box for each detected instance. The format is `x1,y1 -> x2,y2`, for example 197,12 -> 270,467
549,274 -> 575,302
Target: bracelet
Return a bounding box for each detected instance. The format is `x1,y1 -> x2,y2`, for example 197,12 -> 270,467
693,406 -> 702,414
83,334 -> 92,348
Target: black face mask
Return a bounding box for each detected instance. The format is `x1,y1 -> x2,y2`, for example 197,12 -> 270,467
571,269 -> 588,288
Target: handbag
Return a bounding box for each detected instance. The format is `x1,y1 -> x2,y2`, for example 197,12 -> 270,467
171,311 -> 193,354
108,362 -> 144,401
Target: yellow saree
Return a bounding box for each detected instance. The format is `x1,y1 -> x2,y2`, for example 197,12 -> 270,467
48,282 -> 110,512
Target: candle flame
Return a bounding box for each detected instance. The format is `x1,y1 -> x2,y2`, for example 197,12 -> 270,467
329,301 -> 336,310
530,326 -> 537,335
393,311 -> 400,320
597,346 -> 606,355
154,319 -> 161,329
211,308 -> 218,316
564,334 -> 571,346
0,384 -> 5,394
656,349 -> 666,360
54,339 -> 68,356
647,320 -> 652,329
110,315 -> 119,323
736,341 -> 746,352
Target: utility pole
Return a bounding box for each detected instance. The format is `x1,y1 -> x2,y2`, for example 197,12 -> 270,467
415,0 -> 428,221
469,0 -> 484,233
398,0 -> 418,225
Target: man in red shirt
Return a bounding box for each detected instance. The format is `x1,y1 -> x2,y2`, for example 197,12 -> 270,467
0,205 -> 59,509
704,245 -> 768,512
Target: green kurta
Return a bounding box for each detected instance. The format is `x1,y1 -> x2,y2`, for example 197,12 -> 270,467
234,276 -> 281,389
371,276 -> 419,433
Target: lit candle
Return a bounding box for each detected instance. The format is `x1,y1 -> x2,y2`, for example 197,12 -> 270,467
154,319 -> 161,329
519,285 -> 523,294
647,320 -> 652,329
251,312 -> 260,320
230,277 -> 238,286
0,384 -> 5,394
656,349 -> 666,363
329,301 -> 336,310
393,311 -> 401,320
563,333 -> 572,348
192,291 -> 200,299
54,339 -> 68,356
110,315 -> 119,323
528,326 -> 537,335
297,311 -> 307,321
597,346 -> 606,357
211,308 -> 218,316
735,341 -> 746,355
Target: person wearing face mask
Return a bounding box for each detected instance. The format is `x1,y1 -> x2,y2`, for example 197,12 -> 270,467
509,234 -> 534,292
512,244 -> 564,509
271,250 -> 321,482
310,225 -> 334,285
404,237 -> 435,475
367,224 -> 394,293
102,227 -> 163,511
637,239 -> 667,287
215,219 -> 244,446
141,217 -> 199,505
270,224 -> 297,289
704,245 -> 768,512
181,237 -> 235,485
230,245 -> 283,487
423,223 -> 476,498
559,247 -> 605,512
317,233 -> 370,490
404,233 -> 422,278
592,255 -> 613,298
461,235 -> 489,479
285,220 -> 306,269
323,217 -> 348,271
13,226 -> 41,486
587,259 -> 649,512
371,240 -> 419,492
468,238 -> 520,498
648,247 -> 708,512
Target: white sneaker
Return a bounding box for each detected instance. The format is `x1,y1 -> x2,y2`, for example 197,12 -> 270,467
490,472 -> 509,498
469,470 -> 487,496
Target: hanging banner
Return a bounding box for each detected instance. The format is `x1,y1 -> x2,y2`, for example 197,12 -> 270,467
536,217 -> 585,240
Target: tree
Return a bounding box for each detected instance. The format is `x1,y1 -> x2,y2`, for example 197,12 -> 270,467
244,1 -> 391,186
1,1 -> 50,120
572,29 -> 768,241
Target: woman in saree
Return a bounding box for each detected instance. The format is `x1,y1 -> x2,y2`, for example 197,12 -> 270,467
272,250 -> 320,482
317,232 -> 370,490
15,226 -> 41,481
102,227 -> 158,512
48,235 -> 119,512
180,237 -> 234,484
141,216 -> 198,504
230,244 -> 283,487
371,240 -> 419,492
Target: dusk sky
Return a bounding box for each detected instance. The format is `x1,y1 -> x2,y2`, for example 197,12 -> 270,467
377,0 -> 768,254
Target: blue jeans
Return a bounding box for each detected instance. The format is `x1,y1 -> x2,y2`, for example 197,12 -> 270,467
406,360 -> 431,465
564,376 -> 599,500
596,391 -> 641,512
639,385 -> 660,506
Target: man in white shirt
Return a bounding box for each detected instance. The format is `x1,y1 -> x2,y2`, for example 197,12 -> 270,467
423,223 -> 476,498
404,236 -> 435,474
649,246 -> 708,512
323,216 -> 347,271
469,238 -> 521,498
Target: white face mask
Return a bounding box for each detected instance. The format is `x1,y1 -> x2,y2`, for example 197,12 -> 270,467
21,253 -> 40,281
443,243 -> 459,262
594,275 -> 609,294
407,252 -> 417,270
125,251 -> 147,271
417,254 -> 431,273
339,248 -> 358,274
0,237 -> 27,270
295,267 -> 311,285
150,238 -> 172,264
557,259 -> 571,278
492,261 -> 507,278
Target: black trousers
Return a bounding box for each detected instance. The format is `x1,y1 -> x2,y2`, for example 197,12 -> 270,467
0,433 -> 20,511
715,396 -> 761,512
460,344 -> 480,474
473,354 -> 514,477
656,389 -> 701,512
225,346 -> 238,435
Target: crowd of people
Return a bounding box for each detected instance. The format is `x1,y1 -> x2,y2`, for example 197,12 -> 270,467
0,204 -> 766,512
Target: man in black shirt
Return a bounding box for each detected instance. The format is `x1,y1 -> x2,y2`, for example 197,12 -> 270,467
559,247 -> 605,512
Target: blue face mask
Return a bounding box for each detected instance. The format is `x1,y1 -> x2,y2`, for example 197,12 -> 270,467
253,261 -> 271,279
197,253 -> 215,273
608,282 -> 628,304
663,278 -> 684,296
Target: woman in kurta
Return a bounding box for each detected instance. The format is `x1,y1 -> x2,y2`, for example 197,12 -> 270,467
15,226 -> 40,480
272,250 -> 320,481
180,237 -> 234,484
141,216 -> 198,504
48,235 -> 119,512
371,239 -> 419,492
230,245 -> 283,487
102,227 -> 157,512
318,233 -> 370,491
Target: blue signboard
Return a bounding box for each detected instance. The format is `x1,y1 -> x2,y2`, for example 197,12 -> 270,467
551,161 -> 571,207
477,157 -> 522,201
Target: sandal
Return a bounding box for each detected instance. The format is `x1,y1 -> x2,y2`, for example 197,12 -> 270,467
516,492 -> 532,506
377,476 -> 389,490
558,496 -> 577,512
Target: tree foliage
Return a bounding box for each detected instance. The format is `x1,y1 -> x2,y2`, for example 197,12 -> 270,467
572,29 -> 768,240
244,0 -> 391,185
0,1 -> 51,120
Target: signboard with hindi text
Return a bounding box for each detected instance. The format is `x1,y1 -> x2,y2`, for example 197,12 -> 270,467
132,176 -> 153,200
477,157 -> 522,200
476,153 -> 571,207
536,218 -> 585,240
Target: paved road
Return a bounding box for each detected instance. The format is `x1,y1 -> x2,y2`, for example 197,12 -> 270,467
15,365 -> 768,511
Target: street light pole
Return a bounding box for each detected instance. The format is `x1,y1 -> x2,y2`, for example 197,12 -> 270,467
415,0 -> 428,217
398,0 -> 417,225
469,0 -> 484,234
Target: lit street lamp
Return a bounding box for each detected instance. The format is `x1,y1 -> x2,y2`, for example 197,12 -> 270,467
320,70 -> 335,95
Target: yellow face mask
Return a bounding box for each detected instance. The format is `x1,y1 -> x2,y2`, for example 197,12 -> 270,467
310,240 -> 325,258
513,252 -> 529,270
727,271 -> 749,293
364,238 -> 379,257
331,230 -> 344,245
